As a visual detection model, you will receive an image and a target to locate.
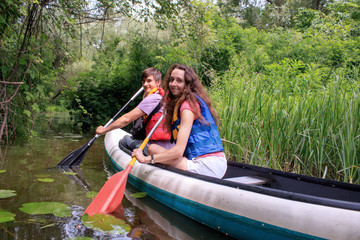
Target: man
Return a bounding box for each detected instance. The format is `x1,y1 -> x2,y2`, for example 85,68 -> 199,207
96,67 -> 173,154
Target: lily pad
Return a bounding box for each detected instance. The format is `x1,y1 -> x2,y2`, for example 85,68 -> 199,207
63,172 -> 78,176
19,202 -> 71,217
85,191 -> 98,199
69,237 -> 94,240
130,192 -> 147,198
0,190 -> 16,199
35,174 -> 50,178
82,213 -> 131,234
0,170 -> 6,173
37,178 -> 54,182
0,209 -> 16,223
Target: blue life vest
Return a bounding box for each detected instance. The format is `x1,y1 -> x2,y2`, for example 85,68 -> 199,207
171,96 -> 224,159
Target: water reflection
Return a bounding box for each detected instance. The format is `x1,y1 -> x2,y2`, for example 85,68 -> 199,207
0,114 -> 233,240
58,168 -> 91,192
124,185 -> 234,240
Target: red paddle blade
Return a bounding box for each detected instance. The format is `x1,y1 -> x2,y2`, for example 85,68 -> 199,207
84,165 -> 133,216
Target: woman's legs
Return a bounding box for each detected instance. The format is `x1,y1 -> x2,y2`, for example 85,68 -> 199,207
147,144 -> 188,170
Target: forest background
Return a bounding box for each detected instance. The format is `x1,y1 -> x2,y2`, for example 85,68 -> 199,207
1,0 -> 359,184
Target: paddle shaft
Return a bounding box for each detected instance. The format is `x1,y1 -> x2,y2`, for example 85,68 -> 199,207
94,86 -> 144,139
57,87 -> 144,168
84,113 -> 165,216
82,87 -> 144,147
129,113 -> 165,166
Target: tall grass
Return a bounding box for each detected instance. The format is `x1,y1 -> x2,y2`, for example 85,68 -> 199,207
211,57 -> 360,184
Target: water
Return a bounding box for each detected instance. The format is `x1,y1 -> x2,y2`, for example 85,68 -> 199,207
0,114 -> 232,240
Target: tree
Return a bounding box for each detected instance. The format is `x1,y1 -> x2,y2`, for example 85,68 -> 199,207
217,0 -> 334,28
0,0 -> 143,142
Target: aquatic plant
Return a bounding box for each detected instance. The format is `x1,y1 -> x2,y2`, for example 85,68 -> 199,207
19,202 -> 72,217
212,56 -> 360,184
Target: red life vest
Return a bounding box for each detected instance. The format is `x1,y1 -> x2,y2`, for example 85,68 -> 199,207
145,88 -> 171,141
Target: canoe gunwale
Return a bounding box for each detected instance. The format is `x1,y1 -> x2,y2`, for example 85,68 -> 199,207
119,137 -> 360,211
106,128 -> 360,240
142,162 -> 360,212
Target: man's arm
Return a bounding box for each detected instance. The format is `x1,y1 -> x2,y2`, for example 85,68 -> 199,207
96,107 -> 145,135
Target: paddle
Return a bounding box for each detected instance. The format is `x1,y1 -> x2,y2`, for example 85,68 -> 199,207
57,87 -> 144,168
83,113 -> 165,216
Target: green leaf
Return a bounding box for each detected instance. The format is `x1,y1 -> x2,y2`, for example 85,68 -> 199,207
85,191 -> 98,199
0,170 -> 6,173
19,202 -> 71,217
130,192 -> 147,198
35,174 -> 50,178
29,70 -> 36,79
63,172 -> 78,176
0,209 -> 16,223
39,223 -> 55,229
82,214 -> 131,234
31,103 -> 40,113
0,16 -> 5,24
23,109 -> 31,117
37,178 -> 54,182
0,190 -> 16,199
68,237 -> 95,240
53,207 -> 72,217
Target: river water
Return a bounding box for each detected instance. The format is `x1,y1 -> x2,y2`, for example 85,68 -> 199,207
0,114 -> 232,240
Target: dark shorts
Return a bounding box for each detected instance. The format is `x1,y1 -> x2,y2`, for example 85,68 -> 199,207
119,135 -> 148,156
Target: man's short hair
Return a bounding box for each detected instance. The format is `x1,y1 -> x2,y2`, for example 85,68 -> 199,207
142,67 -> 162,82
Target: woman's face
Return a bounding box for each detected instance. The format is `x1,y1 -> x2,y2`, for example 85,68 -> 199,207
142,75 -> 160,94
169,68 -> 185,97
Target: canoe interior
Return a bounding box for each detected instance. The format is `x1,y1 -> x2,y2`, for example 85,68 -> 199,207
118,137 -> 360,211
151,160 -> 360,211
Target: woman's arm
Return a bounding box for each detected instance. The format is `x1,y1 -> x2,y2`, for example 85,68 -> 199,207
132,109 -> 195,165
96,107 -> 145,135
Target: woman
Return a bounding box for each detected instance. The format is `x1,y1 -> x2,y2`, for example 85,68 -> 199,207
132,64 -> 227,178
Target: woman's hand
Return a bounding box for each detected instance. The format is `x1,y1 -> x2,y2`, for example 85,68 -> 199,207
132,148 -> 147,163
96,126 -> 107,135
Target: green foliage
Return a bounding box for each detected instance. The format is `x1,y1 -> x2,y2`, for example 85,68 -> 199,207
19,202 -> 72,217
82,213 -> 131,234
205,1 -> 360,183
294,8 -> 324,30
0,209 -> 16,223
86,191 -> 98,199
66,31 -> 171,130
0,0 -> 80,142
218,0 -> 333,29
37,178 -> 55,182
63,171 -> 78,176
0,190 -> 16,199
211,56 -> 360,184
0,0 -> 20,36
68,237 -> 94,240
2,0 -> 359,182
130,192 -> 147,198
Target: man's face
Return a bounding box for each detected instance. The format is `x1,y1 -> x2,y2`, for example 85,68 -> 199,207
142,75 -> 160,94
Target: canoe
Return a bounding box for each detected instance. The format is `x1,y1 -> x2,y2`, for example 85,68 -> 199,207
105,128 -> 360,240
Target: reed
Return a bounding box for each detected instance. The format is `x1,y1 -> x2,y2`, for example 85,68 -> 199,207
211,58 -> 360,184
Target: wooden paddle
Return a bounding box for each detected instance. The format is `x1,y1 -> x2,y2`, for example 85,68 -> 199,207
83,113 -> 165,216
57,87 -> 144,168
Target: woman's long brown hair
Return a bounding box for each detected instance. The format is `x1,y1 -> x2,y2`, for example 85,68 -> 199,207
161,63 -> 220,132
